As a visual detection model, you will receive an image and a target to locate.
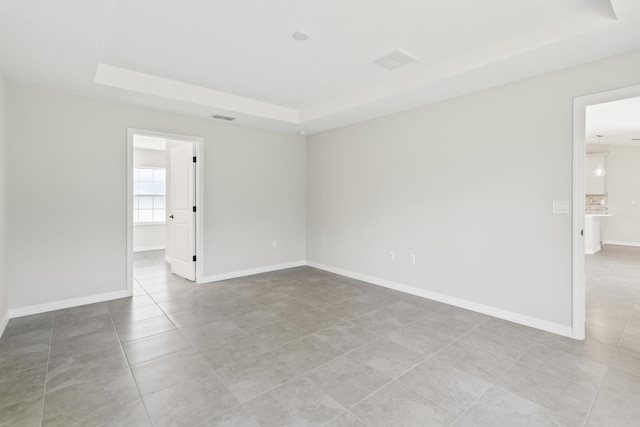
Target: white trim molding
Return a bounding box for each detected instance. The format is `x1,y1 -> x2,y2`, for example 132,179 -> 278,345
8,290 -> 129,319
133,245 -> 166,252
307,261 -> 574,338
96,64 -> 299,124
198,261 -> 306,285
603,240 -> 640,248
0,311 -> 9,339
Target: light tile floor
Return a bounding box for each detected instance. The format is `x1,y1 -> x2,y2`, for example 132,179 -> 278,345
1,247 -> 639,426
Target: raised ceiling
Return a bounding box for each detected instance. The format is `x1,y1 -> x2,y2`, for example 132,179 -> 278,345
1,0 -> 640,134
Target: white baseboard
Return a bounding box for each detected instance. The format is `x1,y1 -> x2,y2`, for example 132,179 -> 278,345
0,310 -> 9,339
134,245 -> 165,252
9,290 -> 129,319
585,248 -> 600,255
7,260 -> 306,319
164,255 -> 172,263
306,261 -> 574,339
199,260 -> 307,285
603,240 -> 640,248
4,259 -> 575,339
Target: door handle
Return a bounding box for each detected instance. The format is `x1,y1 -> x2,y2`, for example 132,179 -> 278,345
169,215 -> 174,219
581,229 -> 584,236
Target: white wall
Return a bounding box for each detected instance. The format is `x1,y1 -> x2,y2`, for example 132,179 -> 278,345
0,71 -> 8,334
602,145 -> 640,245
133,225 -> 165,252
307,49 -> 640,330
133,147 -> 166,251
7,85 -> 306,311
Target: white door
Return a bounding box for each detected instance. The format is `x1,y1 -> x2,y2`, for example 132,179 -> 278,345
170,143 -> 196,280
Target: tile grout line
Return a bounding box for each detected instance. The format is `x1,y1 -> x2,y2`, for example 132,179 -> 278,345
283,301 -> 494,421
448,329 -> 543,426
106,295 -> 156,427
583,250 -> 640,426
133,251 -> 201,426
63,306 -> 149,427
193,331 -> 263,427
154,290 -> 266,427
321,410 -> 371,427
195,319 -> 382,426
329,313 -> 495,425
219,294 -> 335,426
580,365 -> 610,427
580,260 -> 618,427
581,280 -> 640,427
232,348 -> 360,426
36,314 -> 54,427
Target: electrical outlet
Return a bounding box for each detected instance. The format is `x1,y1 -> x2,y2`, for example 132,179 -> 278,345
389,250 -> 395,261
410,253 -> 416,264
272,240 -> 278,248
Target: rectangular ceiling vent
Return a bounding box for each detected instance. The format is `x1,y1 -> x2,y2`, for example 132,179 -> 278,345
371,49 -> 419,71
211,114 -> 236,121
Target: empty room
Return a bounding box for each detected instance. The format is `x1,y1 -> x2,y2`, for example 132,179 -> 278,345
1,0 -> 640,426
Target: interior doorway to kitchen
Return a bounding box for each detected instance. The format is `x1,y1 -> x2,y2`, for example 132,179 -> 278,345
572,84 -> 640,341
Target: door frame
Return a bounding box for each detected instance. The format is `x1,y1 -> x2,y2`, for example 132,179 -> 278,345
127,128 -> 205,296
572,83 -> 640,339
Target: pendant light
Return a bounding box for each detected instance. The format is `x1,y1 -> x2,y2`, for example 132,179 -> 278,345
593,135 -> 606,177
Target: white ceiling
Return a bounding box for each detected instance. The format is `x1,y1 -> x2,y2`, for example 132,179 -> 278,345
586,96 -> 640,147
1,0 -> 640,134
133,135 -> 166,151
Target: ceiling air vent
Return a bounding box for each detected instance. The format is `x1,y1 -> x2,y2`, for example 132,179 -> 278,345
211,114 -> 236,121
371,49 -> 419,71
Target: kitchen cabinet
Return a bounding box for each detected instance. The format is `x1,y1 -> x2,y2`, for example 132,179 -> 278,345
585,214 -> 611,254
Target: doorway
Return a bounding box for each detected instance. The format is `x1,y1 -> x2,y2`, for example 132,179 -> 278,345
572,84 -> 640,340
127,129 -> 204,296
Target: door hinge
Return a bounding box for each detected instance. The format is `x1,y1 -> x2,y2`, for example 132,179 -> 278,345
193,206 -> 196,213
193,255 -> 196,262
193,156 -> 196,163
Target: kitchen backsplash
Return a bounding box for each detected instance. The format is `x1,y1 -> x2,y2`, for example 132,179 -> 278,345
586,193 -> 608,213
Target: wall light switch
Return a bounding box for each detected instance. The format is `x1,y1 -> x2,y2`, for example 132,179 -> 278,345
552,201 -> 569,214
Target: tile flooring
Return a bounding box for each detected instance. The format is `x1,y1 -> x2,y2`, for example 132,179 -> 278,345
0,247 -> 639,426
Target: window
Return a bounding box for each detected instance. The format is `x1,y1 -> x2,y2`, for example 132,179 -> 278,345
133,167 -> 166,223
